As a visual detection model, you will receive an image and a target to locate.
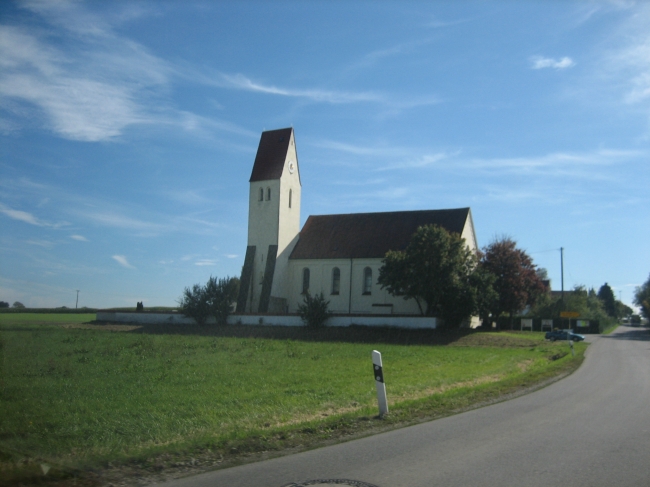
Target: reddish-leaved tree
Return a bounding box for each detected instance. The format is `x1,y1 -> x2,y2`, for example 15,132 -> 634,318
479,237 -> 546,328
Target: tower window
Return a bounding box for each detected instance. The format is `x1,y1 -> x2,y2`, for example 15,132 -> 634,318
259,187 -> 264,201
289,189 -> 292,208
363,267 -> 372,295
331,267 -> 340,295
302,268 -> 310,295
266,187 -> 271,201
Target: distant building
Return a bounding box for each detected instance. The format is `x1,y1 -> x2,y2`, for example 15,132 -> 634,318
237,128 -> 479,324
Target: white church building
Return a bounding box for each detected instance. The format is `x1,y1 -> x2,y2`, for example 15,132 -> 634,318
236,127 -> 479,322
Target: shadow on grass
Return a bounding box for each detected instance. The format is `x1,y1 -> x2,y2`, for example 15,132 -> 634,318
86,321 -> 537,348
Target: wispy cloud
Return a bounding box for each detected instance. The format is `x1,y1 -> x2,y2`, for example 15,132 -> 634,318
217,73 -> 384,104
26,239 -> 55,248
73,209 -> 167,233
0,2 -> 250,142
0,203 -> 68,227
70,235 -> 88,242
195,259 -> 218,266
0,13 -> 167,141
530,56 -> 575,70
112,255 -> 135,269
377,152 -> 456,171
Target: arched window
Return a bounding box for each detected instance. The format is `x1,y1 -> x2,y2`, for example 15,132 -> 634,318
331,267 -> 340,295
266,187 -> 271,201
258,187 -> 264,201
302,268 -> 310,294
289,189 -> 292,208
363,267 -> 372,295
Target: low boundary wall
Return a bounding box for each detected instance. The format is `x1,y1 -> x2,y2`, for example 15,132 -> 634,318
96,311 -> 437,329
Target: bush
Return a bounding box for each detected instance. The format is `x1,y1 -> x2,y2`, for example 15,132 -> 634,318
205,276 -> 240,325
178,276 -> 239,325
297,292 -> 332,328
179,283 -> 211,325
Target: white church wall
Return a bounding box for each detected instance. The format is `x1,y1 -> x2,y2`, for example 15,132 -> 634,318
97,311 -> 437,329
287,258 -> 423,315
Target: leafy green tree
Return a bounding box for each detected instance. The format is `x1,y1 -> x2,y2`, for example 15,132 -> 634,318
378,224 -> 484,329
532,285 -> 611,323
179,283 -> 211,325
634,273 -> 650,321
597,283 -> 618,317
205,276 -> 240,325
479,237 -> 546,328
297,292 -> 332,328
179,276 -> 239,325
0,301 -> 9,308
12,301 -> 25,309
617,301 -> 633,318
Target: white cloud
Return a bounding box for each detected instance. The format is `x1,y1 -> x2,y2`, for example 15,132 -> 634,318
530,56 -> 576,70
0,203 -> 67,227
195,259 -> 218,266
26,239 -> 55,247
377,152 -> 455,171
112,255 -> 135,269
70,235 -> 88,241
218,73 -> 384,104
0,16 -> 166,142
225,254 -> 238,259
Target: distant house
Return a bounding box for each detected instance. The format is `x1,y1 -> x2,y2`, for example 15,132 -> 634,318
236,128 -> 479,324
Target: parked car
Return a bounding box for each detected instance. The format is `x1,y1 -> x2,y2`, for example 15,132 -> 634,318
545,330 -> 585,342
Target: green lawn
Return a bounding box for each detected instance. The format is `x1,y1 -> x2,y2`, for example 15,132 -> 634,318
0,314 -> 585,480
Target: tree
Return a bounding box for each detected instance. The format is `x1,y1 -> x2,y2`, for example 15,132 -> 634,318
205,276 -> 240,325
179,276 -> 239,325
179,283 -> 211,325
12,301 -> 25,309
479,237 -> 546,328
297,292 -> 332,328
378,224 -> 484,329
634,273 -> 650,321
597,283 -> 618,317
0,301 -> 9,308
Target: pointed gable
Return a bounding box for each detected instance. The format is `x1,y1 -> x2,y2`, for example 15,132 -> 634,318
289,208 -> 471,260
249,127 -> 293,182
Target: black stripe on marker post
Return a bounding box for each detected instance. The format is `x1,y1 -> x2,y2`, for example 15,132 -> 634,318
373,364 -> 384,383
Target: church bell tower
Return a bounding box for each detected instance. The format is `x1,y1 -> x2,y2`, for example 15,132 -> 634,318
237,128 -> 301,313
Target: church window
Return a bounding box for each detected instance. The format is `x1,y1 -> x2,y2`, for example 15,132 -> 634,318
363,267 -> 372,295
289,189 -> 292,208
266,187 -> 271,201
259,187 -> 264,201
331,267 -> 340,295
302,268 -> 310,294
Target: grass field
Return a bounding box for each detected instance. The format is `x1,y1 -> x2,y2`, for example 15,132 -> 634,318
0,314 -> 586,484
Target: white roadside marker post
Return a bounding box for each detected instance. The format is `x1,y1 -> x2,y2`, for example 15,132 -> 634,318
372,350 -> 388,417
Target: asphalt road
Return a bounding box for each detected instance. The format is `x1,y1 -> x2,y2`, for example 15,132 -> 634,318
160,326 -> 650,487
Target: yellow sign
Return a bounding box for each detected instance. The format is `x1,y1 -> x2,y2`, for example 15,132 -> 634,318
560,311 -> 580,318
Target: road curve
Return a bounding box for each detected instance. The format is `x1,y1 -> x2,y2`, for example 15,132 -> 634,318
160,326 -> 650,487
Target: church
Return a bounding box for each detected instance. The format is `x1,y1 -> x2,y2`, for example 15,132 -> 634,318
236,128 -> 479,322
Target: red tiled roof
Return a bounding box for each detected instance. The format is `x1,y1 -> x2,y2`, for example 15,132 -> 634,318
289,208 -> 471,260
249,127 -> 293,182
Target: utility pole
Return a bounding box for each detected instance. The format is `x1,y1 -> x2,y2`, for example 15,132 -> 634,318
560,247 -> 564,307
76,290 -> 79,309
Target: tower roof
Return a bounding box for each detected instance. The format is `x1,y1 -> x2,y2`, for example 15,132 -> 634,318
289,208 -> 471,260
249,127 -> 293,182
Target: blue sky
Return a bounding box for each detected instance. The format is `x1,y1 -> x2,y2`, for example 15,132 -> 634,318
1,0 -> 648,310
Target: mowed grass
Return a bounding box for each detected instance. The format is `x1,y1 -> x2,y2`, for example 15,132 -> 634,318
0,314 -> 585,478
